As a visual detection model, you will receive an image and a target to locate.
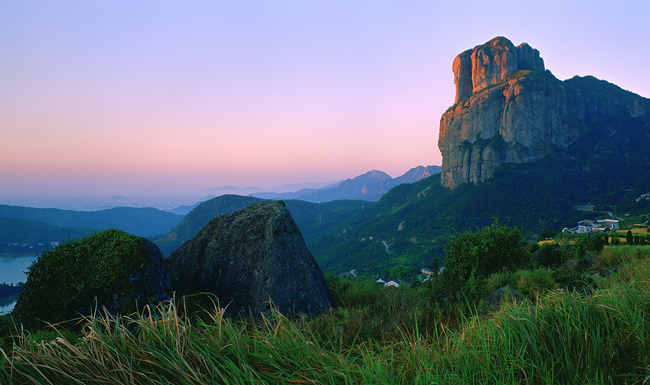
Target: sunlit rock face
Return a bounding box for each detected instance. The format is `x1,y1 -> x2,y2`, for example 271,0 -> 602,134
439,37 -> 584,189
452,37 -> 545,104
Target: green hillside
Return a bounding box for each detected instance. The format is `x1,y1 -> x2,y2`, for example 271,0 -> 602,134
0,218 -> 94,255
151,194 -> 370,256
151,195 -> 263,256
0,205 -> 184,237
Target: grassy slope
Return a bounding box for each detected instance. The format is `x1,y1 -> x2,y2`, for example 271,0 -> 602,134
3,246 -> 650,384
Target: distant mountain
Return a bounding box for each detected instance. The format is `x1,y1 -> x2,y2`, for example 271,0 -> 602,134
272,181 -> 339,193
253,166 -> 441,202
0,205 -> 184,237
151,194 -> 369,257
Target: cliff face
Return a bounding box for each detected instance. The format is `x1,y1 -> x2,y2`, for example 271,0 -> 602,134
438,36 -> 648,189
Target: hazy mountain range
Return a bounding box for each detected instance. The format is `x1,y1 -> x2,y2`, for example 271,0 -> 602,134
203,165 -> 441,202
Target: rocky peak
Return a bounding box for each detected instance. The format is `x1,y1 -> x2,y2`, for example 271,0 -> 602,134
453,36 -> 544,103
439,37 -> 649,190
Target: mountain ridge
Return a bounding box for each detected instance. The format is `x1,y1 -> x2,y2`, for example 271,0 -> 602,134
0,205 -> 183,238
253,165 -> 441,202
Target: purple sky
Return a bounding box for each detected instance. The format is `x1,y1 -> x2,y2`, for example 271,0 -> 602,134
2,0 -> 649,197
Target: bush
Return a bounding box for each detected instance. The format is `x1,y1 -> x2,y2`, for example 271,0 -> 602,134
485,268 -> 558,299
440,219 -> 530,302
538,242 -> 562,266
12,229 -> 169,331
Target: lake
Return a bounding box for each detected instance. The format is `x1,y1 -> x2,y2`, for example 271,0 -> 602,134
0,254 -> 37,315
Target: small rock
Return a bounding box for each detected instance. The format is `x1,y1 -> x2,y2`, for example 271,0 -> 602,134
484,287 -> 525,308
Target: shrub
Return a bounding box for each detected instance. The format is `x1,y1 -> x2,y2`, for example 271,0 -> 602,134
440,219 -> 530,302
597,245 -> 650,267
12,229 -> 169,331
538,242 -> 562,266
485,268 -> 558,299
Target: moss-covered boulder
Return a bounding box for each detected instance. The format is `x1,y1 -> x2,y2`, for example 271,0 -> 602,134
12,229 -> 171,330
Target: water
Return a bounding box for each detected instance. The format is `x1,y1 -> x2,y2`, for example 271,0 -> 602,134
0,254 -> 37,315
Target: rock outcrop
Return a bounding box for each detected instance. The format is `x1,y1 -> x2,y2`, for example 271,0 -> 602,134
439,36 -> 650,189
483,286 -> 525,308
166,200 -> 335,317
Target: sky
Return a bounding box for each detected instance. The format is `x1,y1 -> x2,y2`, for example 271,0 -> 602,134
2,0 -> 650,197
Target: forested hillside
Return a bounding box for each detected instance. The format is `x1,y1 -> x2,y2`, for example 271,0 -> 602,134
310,158 -> 650,274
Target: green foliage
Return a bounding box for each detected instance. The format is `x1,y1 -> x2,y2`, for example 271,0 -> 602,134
440,219 -> 530,301
485,267 -> 558,299
12,229 -> 149,330
626,230 -> 633,245
538,242 -> 562,266
596,245 -> 650,268
388,265 -> 420,282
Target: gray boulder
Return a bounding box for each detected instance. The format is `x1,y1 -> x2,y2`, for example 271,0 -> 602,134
484,286 -> 525,308
166,200 -> 336,317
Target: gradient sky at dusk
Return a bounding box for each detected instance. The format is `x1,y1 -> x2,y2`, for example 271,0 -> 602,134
2,0 -> 649,197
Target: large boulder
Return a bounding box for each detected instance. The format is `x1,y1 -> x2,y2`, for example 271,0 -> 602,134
13,229 -> 171,330
166,200 -> 336,317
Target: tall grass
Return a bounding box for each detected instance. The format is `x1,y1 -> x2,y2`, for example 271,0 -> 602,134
3,258 -> 650,384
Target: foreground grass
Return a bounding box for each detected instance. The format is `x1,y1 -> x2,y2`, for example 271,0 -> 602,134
2,249 -> 650,384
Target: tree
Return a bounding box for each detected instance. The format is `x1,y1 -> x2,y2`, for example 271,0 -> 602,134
430,256 -> 441,276
389,265 -> 420,281
627,230 -> 634,245
440,219 -> 529,301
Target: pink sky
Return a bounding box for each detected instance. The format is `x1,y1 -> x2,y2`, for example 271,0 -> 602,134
2,1 -> 649,197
